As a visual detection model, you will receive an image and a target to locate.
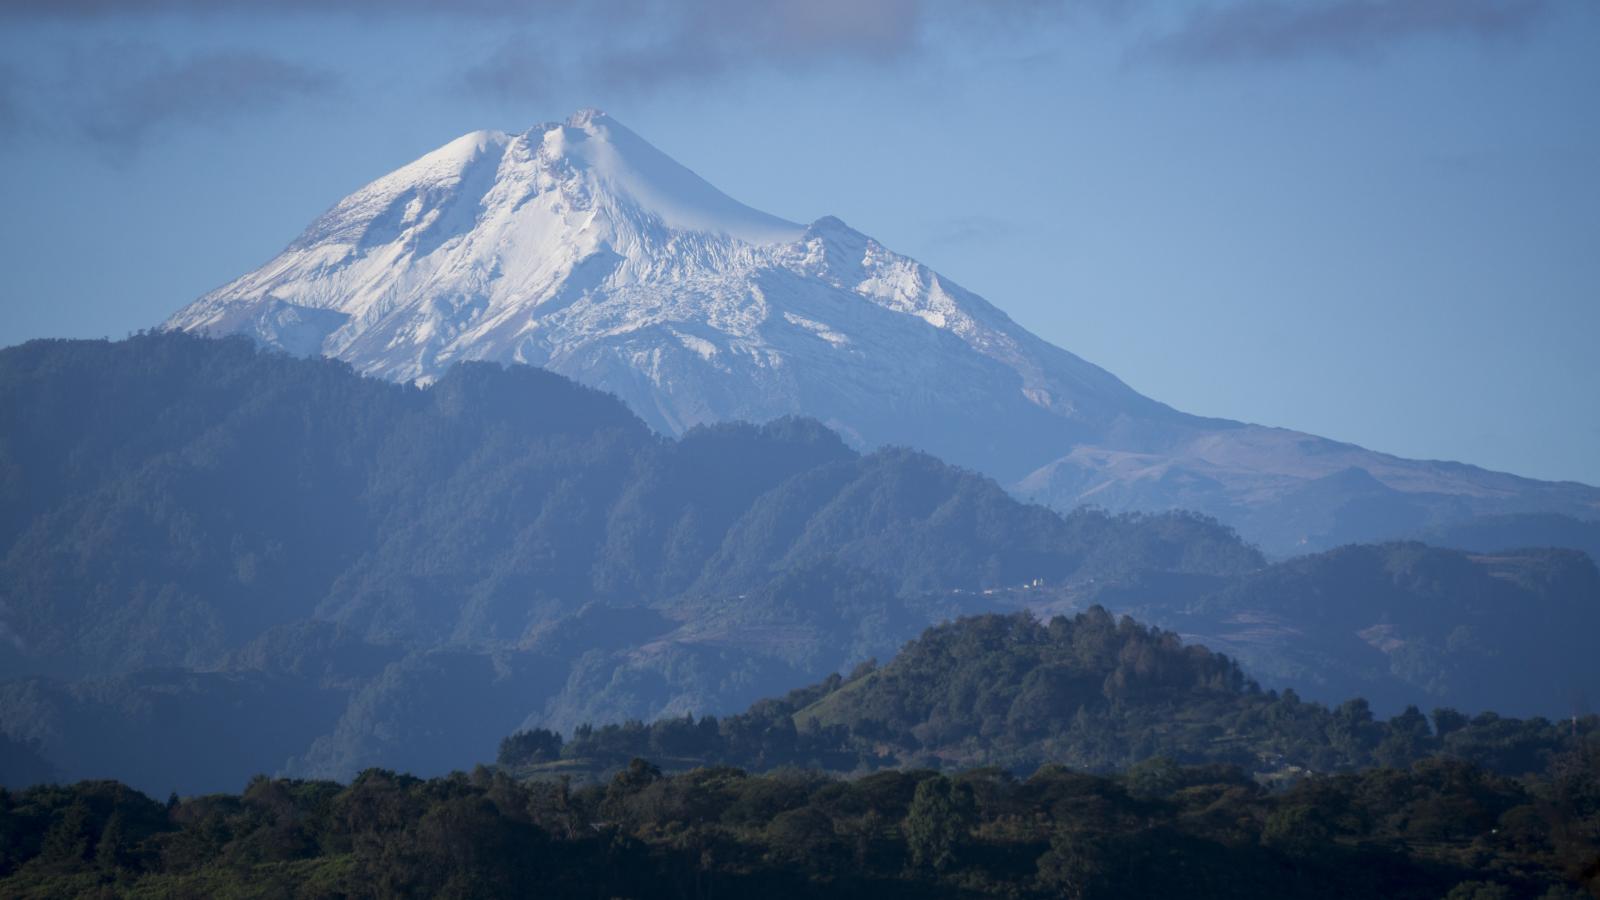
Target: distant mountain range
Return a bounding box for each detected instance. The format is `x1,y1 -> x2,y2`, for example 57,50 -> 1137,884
165,109 -> 1599,555
0,335 -> 1593,793
0,334 -> 1250,792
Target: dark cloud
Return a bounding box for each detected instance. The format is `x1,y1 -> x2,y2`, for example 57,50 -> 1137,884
1144,0 -> 1556,65
460,0 -> 926,100
86,49 -> 335,150
454,0 -> 1102,100
0,0 -> 544,16
4,0 -> 1558,147
2,0 -> 1070,151
0,0 -> 926,23
3,0 -> 1069,99
9,44 -> 335,153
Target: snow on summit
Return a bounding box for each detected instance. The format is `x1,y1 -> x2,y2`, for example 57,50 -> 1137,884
550,108 -> 803,245
166,110 -> 1600,554
168,108 -> 1148,434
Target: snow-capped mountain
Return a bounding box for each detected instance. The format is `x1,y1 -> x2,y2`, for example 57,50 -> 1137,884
168,109 -> 1600,554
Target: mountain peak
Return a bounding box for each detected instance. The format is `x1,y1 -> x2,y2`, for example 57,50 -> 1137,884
526,109 -> 803,245
565,106 -> 609,128
804,214 -> 856,235
164,114 -> 1600,554
164,112 -> 1169,453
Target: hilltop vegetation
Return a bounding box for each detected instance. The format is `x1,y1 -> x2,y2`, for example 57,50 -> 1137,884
509,611 -> 1596,781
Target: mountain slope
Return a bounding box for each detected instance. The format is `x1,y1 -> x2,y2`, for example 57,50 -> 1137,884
167,111 -> 1181,487
165,110 -> 1600,554
1065,543 -> 1600,718
4,333 -> 1256,679
0,334 -> 1261,790
0,335 -> 1593,792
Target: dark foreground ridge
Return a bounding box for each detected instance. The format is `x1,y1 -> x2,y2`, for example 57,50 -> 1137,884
3,746 -> 1597,898
6,609 -> 1598,897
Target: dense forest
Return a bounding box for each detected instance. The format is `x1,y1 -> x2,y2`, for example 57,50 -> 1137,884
2,743 -> 1596,898
4,611 -> 1597,898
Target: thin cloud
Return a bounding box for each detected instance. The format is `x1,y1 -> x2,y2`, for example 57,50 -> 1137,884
83,48 -> 336,150
1144,0 -> 1556,65
923,215 -> 1022,249
9,44 -> 336,154
8,0 -> 1558,149
0,65 -> 22,141
0,0 -> 920,25
3,0 -> 1059,153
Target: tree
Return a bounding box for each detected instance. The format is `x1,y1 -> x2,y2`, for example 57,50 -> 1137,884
1261,804 -> 1332,857
766,806 -> 843,871
1036,828 -> 1108,900
1125,756 -> 1183,799
1434,708 -> 1470,738
1375,705 -> 1435,768
1329,698 -> 1381,764
39,800 -> 95,869
904,775 -> 973,872
498,728 -> 563,766
94,811 -> 129,871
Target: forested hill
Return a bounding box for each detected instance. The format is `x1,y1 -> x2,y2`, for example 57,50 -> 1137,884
1167,541 -> 1600,717
4,610 -> 1596,897
512,609 -> 1596,780
1,335 -> 1593,794
0,334 -> 1261,791
0,333 -> 1257,680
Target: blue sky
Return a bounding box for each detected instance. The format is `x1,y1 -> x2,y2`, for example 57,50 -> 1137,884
1,0 -> 1596,485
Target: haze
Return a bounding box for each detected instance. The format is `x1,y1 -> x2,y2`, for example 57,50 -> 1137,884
0,0 -> 1596,485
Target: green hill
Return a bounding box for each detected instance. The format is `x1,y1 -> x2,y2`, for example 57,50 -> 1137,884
523,610 -> 1595,782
